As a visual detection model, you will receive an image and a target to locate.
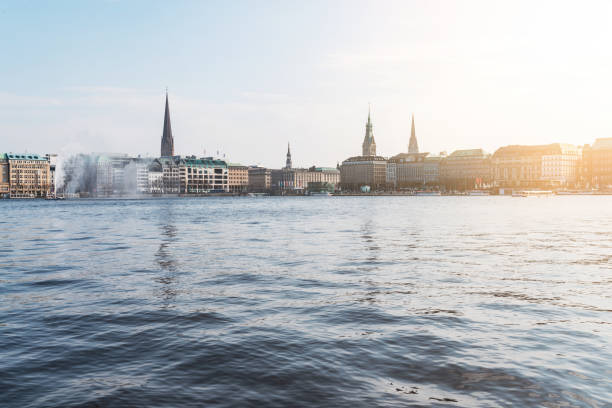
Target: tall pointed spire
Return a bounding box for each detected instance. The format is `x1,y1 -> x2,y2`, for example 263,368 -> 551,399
362,106 -> 376,156
408,113 -> 419,154
285,142 -> 292,169
161,90 -> 174,157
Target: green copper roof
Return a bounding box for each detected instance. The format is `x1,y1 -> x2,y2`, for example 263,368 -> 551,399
183,158 -> 227,168
448,149 -> 485,157
6,153 -> 47,161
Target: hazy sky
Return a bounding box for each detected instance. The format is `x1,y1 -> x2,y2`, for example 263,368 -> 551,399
2,0 -> 612,167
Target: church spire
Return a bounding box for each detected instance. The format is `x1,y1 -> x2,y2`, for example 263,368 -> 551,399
408,113 -> 419,154
362,106 -> 376,156
285,142 -> 292,169
161,90 -> 174,157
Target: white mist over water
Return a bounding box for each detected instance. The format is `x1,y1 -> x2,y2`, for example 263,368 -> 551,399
55,151 -> 153,196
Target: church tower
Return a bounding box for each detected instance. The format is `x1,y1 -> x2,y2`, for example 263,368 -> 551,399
408,114 -> 419,154
285,142 -> 292,169
362,108 -> 376,156
160,91 -> 174,157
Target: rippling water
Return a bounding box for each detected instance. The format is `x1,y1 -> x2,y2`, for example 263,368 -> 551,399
1,197 -> 611,407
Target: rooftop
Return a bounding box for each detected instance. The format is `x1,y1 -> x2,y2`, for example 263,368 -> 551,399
592,138 -> 612,150
342,155 -> 388,163
493,143 -> 578,157
424,156 -> 444,162
6,153 -> 48,161
310,167 -> 339,173
183,157 -> 227,168
448,148 -> 486,157
445,149 -> 490,160
388,152 -> 428,163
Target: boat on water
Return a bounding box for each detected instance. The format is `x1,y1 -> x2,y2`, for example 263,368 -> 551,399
555,191 -> 595,195
309,191 -> 332,196
415,191 -> 441,196
247,192 -> 269,197
512,190 -> 554,197
468,190 -> 490,196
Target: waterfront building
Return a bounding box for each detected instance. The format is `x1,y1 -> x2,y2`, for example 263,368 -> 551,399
581,138 -> 612,189
271,168 -> 304,192
341,156 -> 388,191
228,163 -> 249,193
271,145 -> 301,192
492,144 -> 581,188
305,166 -> 340,189
95,154 -> 149,196
0,154 -> 9,198
182,156 -> 229,193
149,156 -> 228,194
117,157 -> 151,194
386,152 -> 428,188
153,156 -> 181,194
408,114 -> 419,154
340,110 -> 387,191
96,154 -> 124,196
285,143 -> 292,169
96,156 -> 113,196
6,153 -> 52,198
270,143 -> 340,192
386,115 -> 428,188
134,159 -> 150,193
272,143 -> 303,192
423,154 -> 444,186
580,144 -> 592,188
160,91 -> 174,157
272,166 -> 341,193
248,167 -> 272,192
440,149 -> 491,191
46,154 -> 57,197
362,109 -> 377,156
147,167 -> 163,194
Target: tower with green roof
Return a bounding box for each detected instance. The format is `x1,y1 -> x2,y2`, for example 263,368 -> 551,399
362,108 -> 376,156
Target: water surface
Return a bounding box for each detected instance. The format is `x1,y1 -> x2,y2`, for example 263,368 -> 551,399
1,197 -> 611,407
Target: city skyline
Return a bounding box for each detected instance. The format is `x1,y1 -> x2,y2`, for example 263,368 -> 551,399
2,4 -> 611,407
3,1 -> 612,168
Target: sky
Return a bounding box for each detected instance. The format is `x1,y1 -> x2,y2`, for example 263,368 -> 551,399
1,0 -> 612,168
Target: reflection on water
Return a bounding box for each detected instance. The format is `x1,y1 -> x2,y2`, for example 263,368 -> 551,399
0,196 -> 611,407
155,208 -> 178,306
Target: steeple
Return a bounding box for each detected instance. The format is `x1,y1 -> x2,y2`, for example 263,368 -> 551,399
362,106 -> 376,156
285,142 -> 292,169
408,113 -> 419,153
161,90 -> 174,157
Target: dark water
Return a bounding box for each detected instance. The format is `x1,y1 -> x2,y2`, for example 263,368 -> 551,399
1,197 -> 611,407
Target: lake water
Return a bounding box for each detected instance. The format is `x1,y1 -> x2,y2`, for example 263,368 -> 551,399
1,196 -> 611,407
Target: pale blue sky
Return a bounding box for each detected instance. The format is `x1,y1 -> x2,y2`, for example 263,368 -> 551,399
2,0 -> 612,167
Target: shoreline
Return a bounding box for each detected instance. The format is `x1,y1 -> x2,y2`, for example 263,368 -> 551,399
5,192 -> 612,200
